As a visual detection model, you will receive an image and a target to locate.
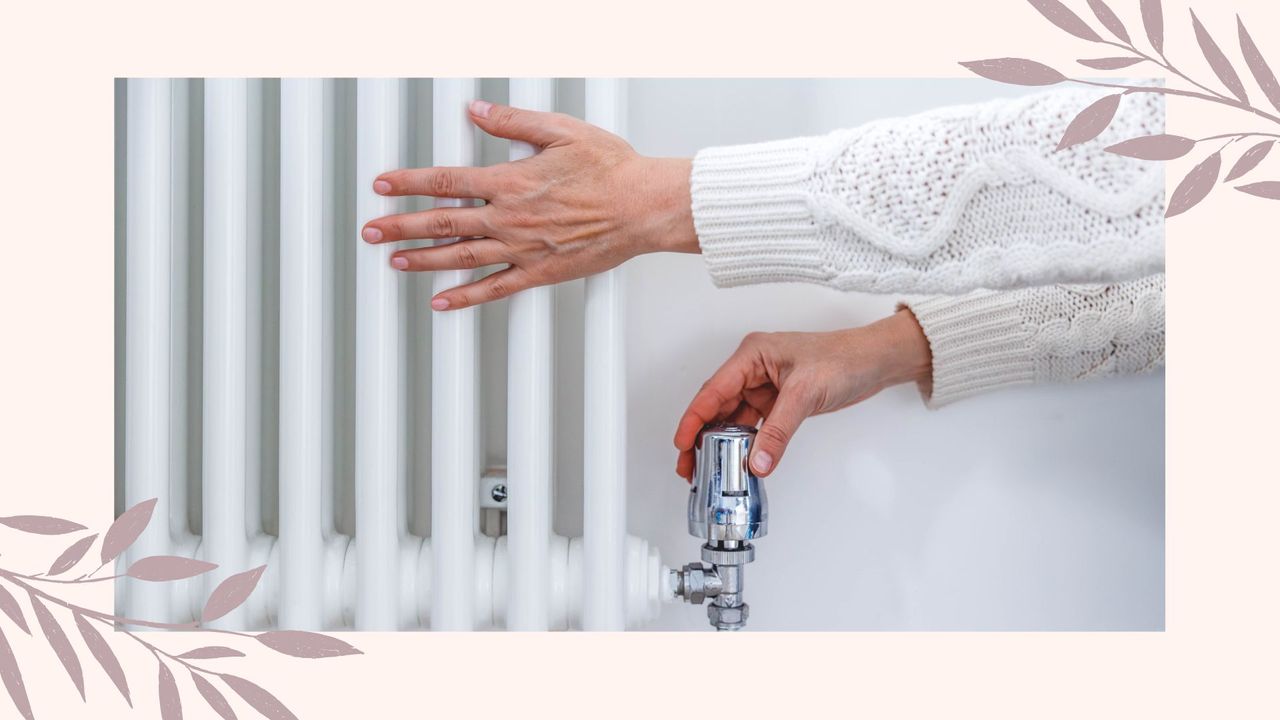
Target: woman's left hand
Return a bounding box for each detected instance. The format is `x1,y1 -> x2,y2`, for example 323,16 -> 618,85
361,100 -> 698,311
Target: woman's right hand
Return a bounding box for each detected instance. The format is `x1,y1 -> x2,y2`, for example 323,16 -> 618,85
673,310 -> 934,480
361,101 -> 698,311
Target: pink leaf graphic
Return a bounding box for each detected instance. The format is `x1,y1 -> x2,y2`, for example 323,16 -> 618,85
192,672 -> 238,720
959,58 -> 1066,86
1236,181 -> 1280,199
255,631 -> 362,659
1141,0 -> 1164,54
0,585 -> 29,635
202,565 -> 266,624
1167,151 -> 1222,217
101,497 -> 157,565
48,533 -> 98,576
73,612 -> 130,707
1027,0 -> 1102,42
1086,0 -> 1130,43
1190,10 -> 1248,104
1105,133 -> 1196,160
0,625 -> 33,720
127,556 -> 217,582
178,646 -> 246,660
1238,16 -> 1280,114
1078,57 -> 1144,70
222,674 -> 299,720
1224,140 -> 1274,182
29,595 -> 84,700
158,662 -> 182,720
0,515 -> 86,535
1056,93 -> 1122,151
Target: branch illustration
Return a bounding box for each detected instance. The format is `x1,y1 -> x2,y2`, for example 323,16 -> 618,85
961,0 -> 1280,215
0,499 -> 361,720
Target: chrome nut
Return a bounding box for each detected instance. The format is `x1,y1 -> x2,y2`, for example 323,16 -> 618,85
707,602 -> 749,629
675,563 -> 722,605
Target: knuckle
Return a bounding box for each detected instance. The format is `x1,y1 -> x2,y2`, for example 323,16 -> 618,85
455,244 -> 480,270
431,212 -> 456,238
758,423 -> 791,448
429,170 -> 455,196
485,277 -> 510,301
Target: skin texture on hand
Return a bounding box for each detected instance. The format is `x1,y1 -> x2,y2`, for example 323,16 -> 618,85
362,100 -> 698,310
673,309 -> 933,481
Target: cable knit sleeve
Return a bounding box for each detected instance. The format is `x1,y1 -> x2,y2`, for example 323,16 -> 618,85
690,86 -> 1165,293
898,274 -> 1165,408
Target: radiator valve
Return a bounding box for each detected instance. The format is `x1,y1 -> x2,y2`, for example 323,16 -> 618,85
671,423 -> 767,631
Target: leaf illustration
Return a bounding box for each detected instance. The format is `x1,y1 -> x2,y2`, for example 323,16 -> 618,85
126,556 -> 217,582
222,674 -> 299,720
1057,93 -> 1123,151
959,58 -> 1066,86
1167,151 -> 1222,217
1086,0 -> 1130,43
0,625 -> 33,720
73,612 -> 130,707
1105,133 -> 1197,160
158,662 -> 182,720
202,565 -> 266,624
178,646 -> 246,660
101,497 -> 157,565
1141,0 -> 1164,54
0,585 -> 28,635
1028,0 -> 1102,42
0,515 -> 86,535
28,595 -> 84,700
1224,140 -> 1274,182
1238,16 -> 1280,114
1190,10 -> 1248,104
192,672 -> 238,720
255,631 -> 362,659
48,533 -> 98,576
1078,57 -> 1144,70
1236,181 -> 1280,199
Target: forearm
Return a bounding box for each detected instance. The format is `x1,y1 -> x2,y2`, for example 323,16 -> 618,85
899,273 -> 1166,408
689,86 -> 1166,294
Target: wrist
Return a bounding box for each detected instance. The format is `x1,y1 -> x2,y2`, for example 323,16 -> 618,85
872,309 -> 934,389
633,157 -> 698,255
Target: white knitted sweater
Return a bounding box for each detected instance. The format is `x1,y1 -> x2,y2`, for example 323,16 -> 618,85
689,86 -> 1166,406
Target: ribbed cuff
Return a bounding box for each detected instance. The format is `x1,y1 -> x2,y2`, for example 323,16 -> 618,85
899,292 -> 1035,408
690,137 -> 828,288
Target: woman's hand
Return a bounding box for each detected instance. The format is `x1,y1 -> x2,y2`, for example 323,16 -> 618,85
673,310 -> 934,480
361,100 -> 698,311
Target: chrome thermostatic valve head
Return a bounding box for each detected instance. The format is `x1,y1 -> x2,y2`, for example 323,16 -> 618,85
672,423 -> 768,631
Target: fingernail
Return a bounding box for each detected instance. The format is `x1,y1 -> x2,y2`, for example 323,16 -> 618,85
431,297 -> 451,311
752,451 -> 773,474
362,227 -> 382,243
470,100 -> 492,118
391,256 -> 409,270
373,180 -> 392,194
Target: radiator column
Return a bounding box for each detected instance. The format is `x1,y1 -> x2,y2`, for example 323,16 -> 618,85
506,79 -> 557,630
202,79 -> 250,629
278,79 -> 327,629
124,78 -> 175,622
582,79 -> 629,630
431,78 -> 481,630
354,79 -> 406,630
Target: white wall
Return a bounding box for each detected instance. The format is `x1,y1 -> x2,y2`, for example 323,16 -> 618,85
619,80 -> 1164,631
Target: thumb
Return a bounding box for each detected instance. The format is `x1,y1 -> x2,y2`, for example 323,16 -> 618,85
750,387 -> 813,477
468,100 -> 578,147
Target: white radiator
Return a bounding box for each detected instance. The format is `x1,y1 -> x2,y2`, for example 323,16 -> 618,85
117,78 -> 670,631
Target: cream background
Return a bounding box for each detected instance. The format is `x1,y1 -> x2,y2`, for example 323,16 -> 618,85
1,0 -> 1278,717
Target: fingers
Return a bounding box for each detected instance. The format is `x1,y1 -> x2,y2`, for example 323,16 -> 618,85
469,100 -> 580,147
362,207 -> 491,244
373,166 -> 498,199
430,266 -> 532,311
673,352 -> 756,453
390,240 -> 509,273
750,385 -> 814,477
